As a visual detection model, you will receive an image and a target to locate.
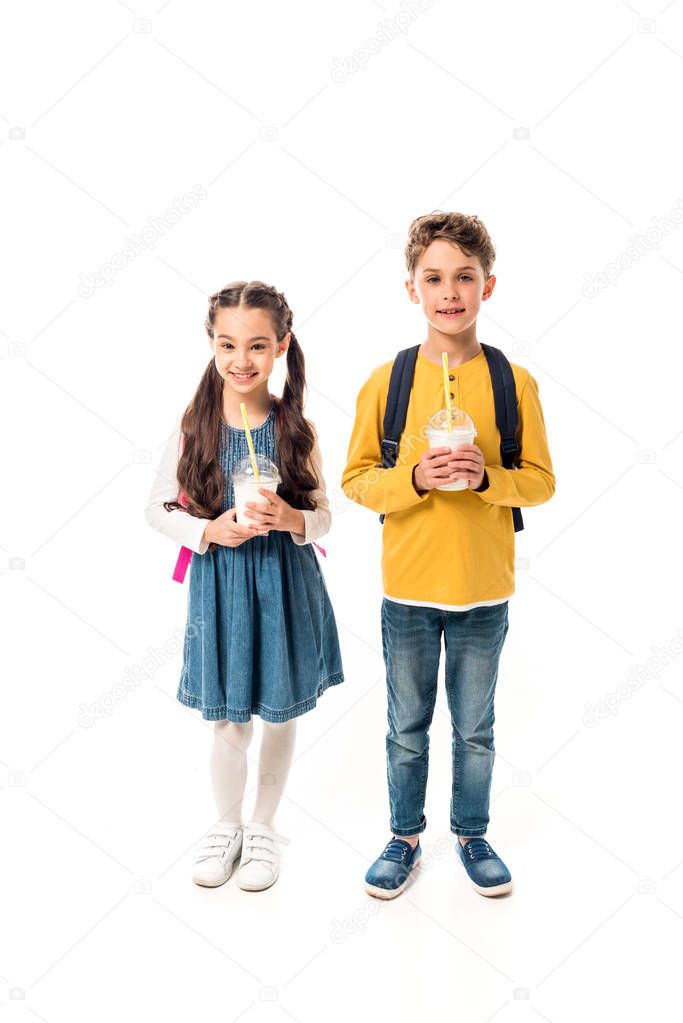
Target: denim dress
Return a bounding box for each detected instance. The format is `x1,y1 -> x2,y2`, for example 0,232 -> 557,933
176,405 -> 345,722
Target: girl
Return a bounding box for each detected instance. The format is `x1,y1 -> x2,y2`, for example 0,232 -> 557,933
145,280 -> 344,891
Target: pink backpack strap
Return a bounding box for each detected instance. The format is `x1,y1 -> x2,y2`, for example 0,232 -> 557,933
172,431 -> 192,584
172,545 -> 192,583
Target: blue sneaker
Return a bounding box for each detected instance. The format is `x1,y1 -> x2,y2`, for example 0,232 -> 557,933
364,838 -> 421,899
456,837 -> 512,896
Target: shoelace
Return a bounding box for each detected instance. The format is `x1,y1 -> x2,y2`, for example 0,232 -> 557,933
463,838 -> 495,861
381,839 -> 412,863
241,826 -> 290,866
194,824 -> 241,864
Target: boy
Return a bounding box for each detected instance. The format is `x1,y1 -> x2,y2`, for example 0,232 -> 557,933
341,212 -> 555,899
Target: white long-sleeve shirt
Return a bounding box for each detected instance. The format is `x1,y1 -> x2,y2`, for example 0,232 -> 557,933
144,412 -> 332,554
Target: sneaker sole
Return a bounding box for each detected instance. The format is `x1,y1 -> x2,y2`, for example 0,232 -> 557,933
238,874 -> 278,892
192,856 -> 240,888
471,879 -> 513,897
192,873 -> 231,888
364,860 -> 421,900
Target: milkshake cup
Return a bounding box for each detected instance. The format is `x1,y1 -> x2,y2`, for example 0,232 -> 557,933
231,454 -> 281,529
426,408 -> 477,491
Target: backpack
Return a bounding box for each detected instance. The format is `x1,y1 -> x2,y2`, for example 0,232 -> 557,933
378,343 -> 524,532
172,433 -> 193,583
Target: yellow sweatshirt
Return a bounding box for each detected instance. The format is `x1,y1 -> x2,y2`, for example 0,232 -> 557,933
341,348 -> 555,609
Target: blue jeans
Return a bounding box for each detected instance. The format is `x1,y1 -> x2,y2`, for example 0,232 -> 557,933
381,597 -> 510,838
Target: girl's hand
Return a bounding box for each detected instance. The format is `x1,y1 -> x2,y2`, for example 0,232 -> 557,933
244,490 -> 305,536
205,509 -> 259,547
446,443 -> 486,489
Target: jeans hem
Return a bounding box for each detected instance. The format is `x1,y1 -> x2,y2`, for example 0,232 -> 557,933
390,820 -> 427,837
450,825 -> 488,837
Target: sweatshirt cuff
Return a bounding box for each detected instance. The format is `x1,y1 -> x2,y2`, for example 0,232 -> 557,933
289,508 -> 314,546
190,517 -> 211,554
289,517 -> 308,546
387,463 -> 432,512
472,465 -> 506,503
472,470 -> 490,493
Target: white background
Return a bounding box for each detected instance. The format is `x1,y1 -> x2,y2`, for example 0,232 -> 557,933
3,0 -> 683,1019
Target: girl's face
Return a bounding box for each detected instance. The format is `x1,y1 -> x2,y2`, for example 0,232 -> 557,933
211,304 -> 290,396
405,239 -> 495,337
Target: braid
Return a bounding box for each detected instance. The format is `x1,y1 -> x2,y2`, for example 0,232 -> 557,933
272,287 -> 294,339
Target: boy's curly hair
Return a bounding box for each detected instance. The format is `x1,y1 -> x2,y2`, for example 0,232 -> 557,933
405,211 -> 496,281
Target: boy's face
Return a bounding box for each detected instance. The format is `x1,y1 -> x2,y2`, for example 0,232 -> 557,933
405,239 -> 495,338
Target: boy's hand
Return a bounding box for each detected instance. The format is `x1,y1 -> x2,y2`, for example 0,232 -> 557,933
413,444 -> 486,492
413,447 -> 460,492
446,443 -> 486,489
244,490 -> 305,536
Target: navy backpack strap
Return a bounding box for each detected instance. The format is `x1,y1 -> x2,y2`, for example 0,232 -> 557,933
378,345 -> 420,523
481,343 -> 524,533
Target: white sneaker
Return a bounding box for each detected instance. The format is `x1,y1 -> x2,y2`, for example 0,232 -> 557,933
237,821 -> 290,891
191,819 -> 243,887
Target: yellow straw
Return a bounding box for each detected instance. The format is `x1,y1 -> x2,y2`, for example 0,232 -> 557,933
239,402 -> 261,481
441,352 -> 453,425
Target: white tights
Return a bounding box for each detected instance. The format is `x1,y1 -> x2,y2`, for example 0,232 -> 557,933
209,718 -> 297,828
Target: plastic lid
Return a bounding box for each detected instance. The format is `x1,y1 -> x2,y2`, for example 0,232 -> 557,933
231,453 -> 281,484
428,407 -> 475,433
